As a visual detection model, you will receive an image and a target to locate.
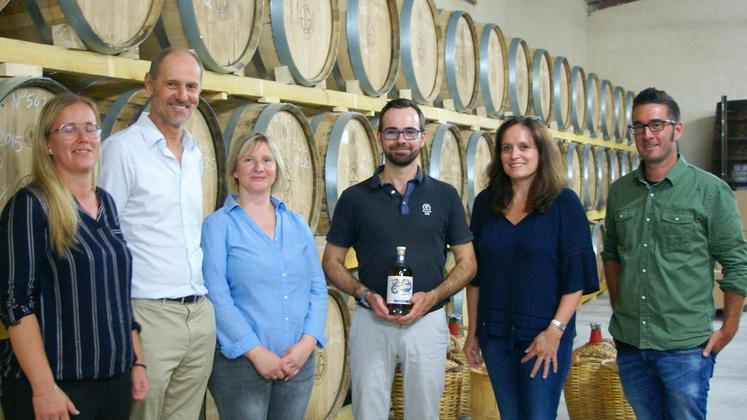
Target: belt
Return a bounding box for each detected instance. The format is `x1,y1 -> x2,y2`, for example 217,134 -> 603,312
161,295 -> 203,304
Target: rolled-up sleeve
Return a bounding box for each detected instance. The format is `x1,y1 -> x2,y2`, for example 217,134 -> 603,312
298,216 -> 328,348
709,185 -> 747,295
201,213 -> 260,358
0,190 -> 46,326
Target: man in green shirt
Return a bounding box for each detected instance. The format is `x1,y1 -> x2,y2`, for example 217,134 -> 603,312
603,87 -> 747,420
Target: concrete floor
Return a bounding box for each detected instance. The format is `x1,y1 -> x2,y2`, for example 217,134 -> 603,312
557,292 -> 747,419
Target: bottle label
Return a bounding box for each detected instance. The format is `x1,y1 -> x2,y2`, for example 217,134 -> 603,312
386,275 -> 413,305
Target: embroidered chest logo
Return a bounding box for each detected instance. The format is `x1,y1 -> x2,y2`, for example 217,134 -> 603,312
422,203 -> 432,216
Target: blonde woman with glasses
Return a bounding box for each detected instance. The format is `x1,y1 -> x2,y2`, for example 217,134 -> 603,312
0,94 -> 148,419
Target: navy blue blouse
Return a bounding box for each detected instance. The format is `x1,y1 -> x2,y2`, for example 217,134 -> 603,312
470,188 -> 599,342
0,186 -> 136,381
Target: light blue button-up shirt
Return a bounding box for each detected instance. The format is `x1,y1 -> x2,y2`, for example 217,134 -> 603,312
201,194 -> 328,359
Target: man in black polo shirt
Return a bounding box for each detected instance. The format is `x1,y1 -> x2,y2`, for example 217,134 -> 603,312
323,98 -> 476,420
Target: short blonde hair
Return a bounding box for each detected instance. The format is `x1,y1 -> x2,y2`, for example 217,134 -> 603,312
32,94 -> 101,256
225,131 -> 286,196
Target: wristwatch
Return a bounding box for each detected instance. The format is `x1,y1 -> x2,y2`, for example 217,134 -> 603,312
550,319 -> 566,332
357,289 -> 371,309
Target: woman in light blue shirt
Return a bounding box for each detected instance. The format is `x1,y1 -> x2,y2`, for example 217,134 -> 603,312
201,132 -> 327,420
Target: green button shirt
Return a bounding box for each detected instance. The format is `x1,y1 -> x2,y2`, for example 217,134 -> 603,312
603,157 -> 747,350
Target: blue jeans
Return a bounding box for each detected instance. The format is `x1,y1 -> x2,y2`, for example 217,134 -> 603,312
616,340 -> 716,420
481,337 -> 573,420
208,349 -> 316,420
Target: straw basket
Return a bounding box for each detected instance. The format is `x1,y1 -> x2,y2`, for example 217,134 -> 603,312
447,335 -> 472,417
599,359 -> 636,419
563,339 -> 616,420
391,356 -> 463,419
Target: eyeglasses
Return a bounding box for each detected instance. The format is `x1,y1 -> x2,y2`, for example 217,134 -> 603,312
48,122 -> 102,139
628,120 -> 677,135
381,127 -> 421,141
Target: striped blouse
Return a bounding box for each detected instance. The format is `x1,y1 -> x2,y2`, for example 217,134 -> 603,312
0,186 -> 136,381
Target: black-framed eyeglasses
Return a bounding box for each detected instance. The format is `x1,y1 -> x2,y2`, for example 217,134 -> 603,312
49,122 -> 101,139
628,120 -> 677,135
381,127 -> 422,141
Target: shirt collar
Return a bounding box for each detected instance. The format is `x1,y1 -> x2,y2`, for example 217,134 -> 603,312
368,165 -> 424,189
137,112 -> 196,150
222,194 -> 287,213
633,154 -> 688,187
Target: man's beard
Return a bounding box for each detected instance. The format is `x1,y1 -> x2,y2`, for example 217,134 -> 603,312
384,147 -> 420,167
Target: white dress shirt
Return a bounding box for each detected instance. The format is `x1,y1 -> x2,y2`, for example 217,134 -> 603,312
99,112 -> 207,299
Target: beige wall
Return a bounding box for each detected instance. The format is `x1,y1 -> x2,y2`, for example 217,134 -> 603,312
588,0 -> 747,170
433,0 -> 747,171
433,0 -> 589,69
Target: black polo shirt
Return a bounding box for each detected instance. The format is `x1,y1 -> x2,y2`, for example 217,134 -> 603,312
327,166 -> 473,309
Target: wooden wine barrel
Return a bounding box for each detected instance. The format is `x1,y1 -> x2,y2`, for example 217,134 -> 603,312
305,288 -> 351,420
608,149 -> 620,186
625,90 -> 635,144
570,66 -> 587,135
551,56 -> 571,130
529,48 -> 552,122
470,367 -> 499,420
475,23 -> 507,118
310,111 -> 379,235
0,0 -> 163,55
619,150 -> 630,177
594,146 -> 610,209
0,77 -> 69,211
331,0 -> 399,97
560,141 -> 583,202
613,86 -> 626,142
396,0 -> 443,105
463,129 -> 493,213
581,143 -> 596,210
437,10 -> 479,113
246,0 -> 341,87
140,0 -> 263,74
507,37 -> 530,116
600,79 -> 615,140
590,221 -> 605,283
0,0 -> 8,12
425,123 -> 466,207
83,83 -> 226,218
218,101 -> 322,230
585,72 -> 601,137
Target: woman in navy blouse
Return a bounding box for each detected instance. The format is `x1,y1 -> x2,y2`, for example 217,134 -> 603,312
0,94 -> 149,419
463,117 -> 599,419
201,132 -> 327,420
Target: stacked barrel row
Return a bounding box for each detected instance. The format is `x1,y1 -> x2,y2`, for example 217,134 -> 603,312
0,1 -> 636,142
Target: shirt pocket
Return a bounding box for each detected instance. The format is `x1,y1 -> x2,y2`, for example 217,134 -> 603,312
614,209 -> 637,251
659,212 -> 696,253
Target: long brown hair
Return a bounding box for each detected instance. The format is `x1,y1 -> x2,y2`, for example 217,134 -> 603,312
486,116 -> 566,214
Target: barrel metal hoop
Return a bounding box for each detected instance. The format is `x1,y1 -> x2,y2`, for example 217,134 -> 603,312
221,103 -> 252,155
581,143 -> 594,210
465,130 -> 485,212
600,79 -> 614,140
507,37 -> 527,116
552,56 -> 570,130
613,86 -> 625,142
324,112 -> 358,220
100,88 -> 145,140
585,72 -> 600,137
570,66 -> 586,134
428,123 -> 453,180
478,23 -> 505,118
443,11 -> 472,112
23,0 -> 52,43
530,48 -> 552,122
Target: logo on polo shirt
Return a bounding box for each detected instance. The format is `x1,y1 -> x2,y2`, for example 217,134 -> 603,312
422,203 -> 432,216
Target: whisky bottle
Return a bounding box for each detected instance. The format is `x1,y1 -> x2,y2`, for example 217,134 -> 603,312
387,246 -> 413,315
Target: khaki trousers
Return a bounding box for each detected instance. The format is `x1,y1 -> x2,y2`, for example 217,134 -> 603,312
130,297 -> 216,420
